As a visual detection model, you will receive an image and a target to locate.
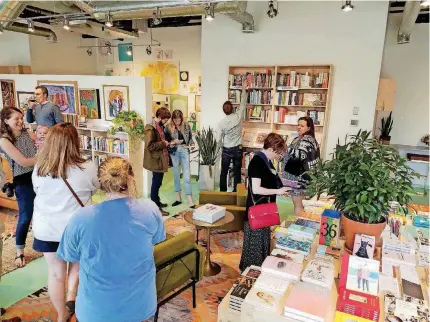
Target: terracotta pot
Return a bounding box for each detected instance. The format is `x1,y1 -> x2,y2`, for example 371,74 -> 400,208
379,136 -> 391,145
342,213 -> 386,252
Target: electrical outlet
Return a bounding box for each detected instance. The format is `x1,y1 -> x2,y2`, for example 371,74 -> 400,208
351,120 -> 359,127
353,107 -> 359,115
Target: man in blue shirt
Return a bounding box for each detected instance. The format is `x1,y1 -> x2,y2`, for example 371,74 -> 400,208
26,86 -> 63,127
57,198 -> 166,322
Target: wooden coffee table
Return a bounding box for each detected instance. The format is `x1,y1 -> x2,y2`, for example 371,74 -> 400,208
184,210 -> 234,277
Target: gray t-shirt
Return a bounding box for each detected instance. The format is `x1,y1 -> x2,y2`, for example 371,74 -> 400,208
26,101 -> 63,127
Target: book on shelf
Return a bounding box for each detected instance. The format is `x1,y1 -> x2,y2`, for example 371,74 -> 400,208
283,282 -> 331,322
261,255 -> 302,281
242,130 -> 257,147
63,114 -> 78,127
244,287 -> 282,312
276,71 -> 329,89
228,89 -> 243,103
229,70 -> 273,88
246,105 -> 271,122
253,131 -> 270,148
79,134 -> 92,150
384,294 -> 429,322
301,255 -> 335,289
336,287 -> 380,321
93,137 -> 128,155
94,154 -> 107,166
228,73 -> 245,88
247,89 -> 273,105
353,234 -> 376,260
309,110 -> 325,126
303,93 -> 324,106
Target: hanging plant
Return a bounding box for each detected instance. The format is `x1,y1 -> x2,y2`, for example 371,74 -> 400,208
108,111 -> 145,150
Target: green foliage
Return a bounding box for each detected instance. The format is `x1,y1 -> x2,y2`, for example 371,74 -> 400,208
307,130 -> 419,224
379,112 -> 394,137
195,127 -> 220,166
108,111 -> 145,149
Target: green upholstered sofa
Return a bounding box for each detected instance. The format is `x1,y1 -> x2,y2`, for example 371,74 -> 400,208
154,231 -> 205,321
198,183 -> 247,232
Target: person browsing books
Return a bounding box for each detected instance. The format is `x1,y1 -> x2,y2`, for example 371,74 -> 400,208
26,86 -> 63,127
282,116 -> 320,216
217,80 -> 248,192
164,109 -> 196,209
239,133 -> 288,271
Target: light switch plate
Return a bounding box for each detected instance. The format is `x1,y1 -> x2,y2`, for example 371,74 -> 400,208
351,120 -> 359,127
353,107 -> 359,115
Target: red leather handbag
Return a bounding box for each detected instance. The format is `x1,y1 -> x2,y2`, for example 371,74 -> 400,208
248,179 -> 280,230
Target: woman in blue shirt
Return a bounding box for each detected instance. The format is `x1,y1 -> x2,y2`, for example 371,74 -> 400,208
57,157 -> 166,322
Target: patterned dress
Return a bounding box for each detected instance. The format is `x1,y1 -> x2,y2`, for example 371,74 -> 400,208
283,134 -> 320,196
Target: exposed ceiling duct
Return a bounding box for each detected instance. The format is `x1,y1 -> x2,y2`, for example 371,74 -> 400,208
397,1 -> 422,44
0,1 -> 26,28
73,0 -> 255,32
5,22 -> 57,43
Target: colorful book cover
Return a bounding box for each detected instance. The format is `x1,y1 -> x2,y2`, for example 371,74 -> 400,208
288,223 -> 317,238
317,245 -> 341,259
353,234 -> 376,259
295,218 -> 321,230
384,294 -> 429,322
337,287 -> 380,321
271,248 -> 305,264
319,209 -> 341,247
301,256 -> 335,289
340,254 -> 380,296
276,236 -> 312,255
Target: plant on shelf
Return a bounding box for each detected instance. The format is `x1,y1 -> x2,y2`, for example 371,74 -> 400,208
195,127 -> 220,190
379,111 -> 394,144
421,134 -> 429,146
108,111 -> 145,150
307,130 -> 419,251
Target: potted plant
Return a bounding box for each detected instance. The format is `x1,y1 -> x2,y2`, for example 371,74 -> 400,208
195,127 -> 220,191
108,111 -> 145,150
379,112 -> 394,145
308,130 -> 419,251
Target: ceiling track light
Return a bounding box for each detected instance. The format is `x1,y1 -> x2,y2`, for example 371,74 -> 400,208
107,44 -> 112,55
146,45 -> 152,55
341,1 -> 354,12
0,23 -> 4,35
63,16 -> 70,30
420,1 -> 430,7
126,45 -> 133,56
105,13 -> 113,27
28,20 -> 35,32
267,0 -> 278,18
205,4 -> 215,21
152,7 -> 162,25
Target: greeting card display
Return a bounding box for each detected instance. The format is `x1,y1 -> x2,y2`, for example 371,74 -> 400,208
352,234 -> 375,259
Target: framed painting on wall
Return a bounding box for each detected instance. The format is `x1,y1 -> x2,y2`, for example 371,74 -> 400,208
17,91 -> 34,115
139,61 -> 180,94
170,94 -> 188,117
37,80 -> 78,114
0,79 -> 17,108
195,94 -> 201,112
152,94 -> 170,117
79,89 -> 101,119
102,85 -> 130,121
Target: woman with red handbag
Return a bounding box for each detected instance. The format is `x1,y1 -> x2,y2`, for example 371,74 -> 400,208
239,133 -> 289,271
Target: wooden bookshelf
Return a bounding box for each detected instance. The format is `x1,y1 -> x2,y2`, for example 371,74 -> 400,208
228,64 -> 333,156
77,127 -> 144,197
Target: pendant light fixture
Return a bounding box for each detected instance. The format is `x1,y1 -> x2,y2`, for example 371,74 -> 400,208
205,4 -> 215,21
105,13 -> 113,27
28,20 -> 35,32
152,8 -> 162,25
267,0 -> 278,18
63,16 -> 71,30
342,1 -> 354,12
126,46 -> 133,56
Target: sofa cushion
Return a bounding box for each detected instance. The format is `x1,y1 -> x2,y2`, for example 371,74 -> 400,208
236,183 -> 247,207
199,190 -> 238,206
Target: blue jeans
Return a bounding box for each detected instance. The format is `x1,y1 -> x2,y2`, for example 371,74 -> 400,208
220,145 -> 242,192
170,146 -> 192,196
15,183 -> 36,249
151,172 -> 164,206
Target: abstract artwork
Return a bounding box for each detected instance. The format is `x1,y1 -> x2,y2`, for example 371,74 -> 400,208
17,91 -> 34,115
37,81 -> 78,114
0,79 -> 16,108
170,94 -> 188,117
140,61 -> 180,94
102,85 -> 130,121
152,94 -> 170,117
79,89 -> 101,119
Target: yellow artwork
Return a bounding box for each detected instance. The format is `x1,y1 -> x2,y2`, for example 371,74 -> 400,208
140,61 -> 180,94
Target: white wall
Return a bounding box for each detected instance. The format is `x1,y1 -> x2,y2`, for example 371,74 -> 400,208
0,31 -> 31,66
201,0 -> 389,158
0,73 -> 151,195
379,15 -> 429,146
29,29 -> 98,75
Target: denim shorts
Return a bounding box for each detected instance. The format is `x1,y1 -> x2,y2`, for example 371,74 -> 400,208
33,238 -> 60,253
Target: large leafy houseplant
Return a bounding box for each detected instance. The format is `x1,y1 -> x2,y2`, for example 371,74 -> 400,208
308,130 -> 419,224
195,127 -> 220,177
108,111 -> 145,150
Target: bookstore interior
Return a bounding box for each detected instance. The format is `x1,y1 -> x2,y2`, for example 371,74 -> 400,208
0,1 -> 429,322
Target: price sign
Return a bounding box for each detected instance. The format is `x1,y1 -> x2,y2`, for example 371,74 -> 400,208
319,209 -> 341,247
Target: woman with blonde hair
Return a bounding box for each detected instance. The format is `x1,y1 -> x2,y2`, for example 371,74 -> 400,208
164,109 -> 196,208
32,123 -> 99,322
58,157 -> 166,322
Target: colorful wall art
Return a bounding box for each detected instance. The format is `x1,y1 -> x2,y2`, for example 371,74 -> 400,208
102,85 -> 130,121
37,81 -> 78,114
140,61 -> 180,94
79,89 -> 101,119
17,91 -> 34,115
0,79 -> 16,108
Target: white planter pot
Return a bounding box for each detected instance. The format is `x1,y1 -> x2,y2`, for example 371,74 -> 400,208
199,164 -> 216,191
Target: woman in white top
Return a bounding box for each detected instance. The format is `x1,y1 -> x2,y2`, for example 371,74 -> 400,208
32,123 -> 99,322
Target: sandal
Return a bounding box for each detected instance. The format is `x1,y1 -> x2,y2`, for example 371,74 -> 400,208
15,254 -> 25,267
65,301 -> 75,322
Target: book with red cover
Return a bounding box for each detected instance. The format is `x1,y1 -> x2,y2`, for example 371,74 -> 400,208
336,287 -> 380,322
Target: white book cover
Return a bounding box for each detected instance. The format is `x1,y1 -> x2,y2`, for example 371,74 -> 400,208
271,248 -> 305,264
244,287 -> 282,312
254,273 -> 290,295
379,274 -> 401,297
418,251 -> 430,267
382,249 -> 417,267
301,257 -> 334,289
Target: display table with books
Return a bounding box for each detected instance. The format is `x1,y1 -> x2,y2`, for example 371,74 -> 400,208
217,210 -> 430,322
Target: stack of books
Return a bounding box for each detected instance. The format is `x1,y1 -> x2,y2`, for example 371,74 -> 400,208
244,287 -> 282,313
382,236 -> 415,254
270,248 -> 305,265
301,255 -> 335,289
192,204 -> 226,224
283,282 -> 331,322
336,288 -> 380,321
229,266 -> 261,312
254,273 -> 290,295
381,249 -> 417,269
275,224 -> 316,257
261,255 -> 302,281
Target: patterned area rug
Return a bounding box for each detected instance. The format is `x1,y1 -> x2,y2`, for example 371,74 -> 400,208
1,211 -> 43,276
3,215 -> 243,322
